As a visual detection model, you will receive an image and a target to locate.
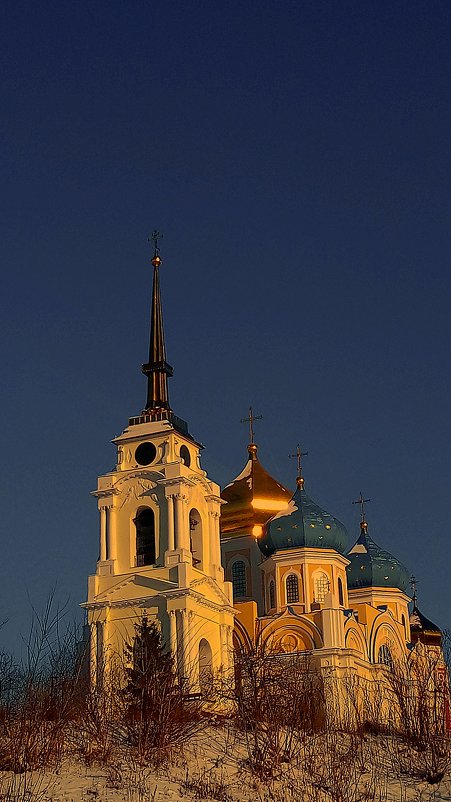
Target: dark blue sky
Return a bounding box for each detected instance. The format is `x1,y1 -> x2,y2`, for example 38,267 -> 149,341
1,1 -> 450,655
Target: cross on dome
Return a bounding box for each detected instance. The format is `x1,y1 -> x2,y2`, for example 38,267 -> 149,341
240,406 -> 262,457
352,491 -> 371,531
289,444 -> 308,489
410,574 -> 418,606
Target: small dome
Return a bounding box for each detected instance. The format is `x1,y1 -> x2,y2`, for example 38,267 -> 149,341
346,525 -> 409,592
259,484 -> 348,557
221,446 -> 292,537
409,605 -> 442,646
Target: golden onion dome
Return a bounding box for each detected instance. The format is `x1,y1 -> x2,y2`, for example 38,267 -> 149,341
220,444 -> 292,538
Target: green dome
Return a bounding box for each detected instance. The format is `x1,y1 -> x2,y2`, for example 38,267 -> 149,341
259,484 -> 348,557
346,525 -> 409,592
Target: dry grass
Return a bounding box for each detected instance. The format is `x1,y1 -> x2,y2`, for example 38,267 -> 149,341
0,608 -> 449,802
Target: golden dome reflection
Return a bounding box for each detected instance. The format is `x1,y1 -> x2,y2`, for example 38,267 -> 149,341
220,443 -> 292,537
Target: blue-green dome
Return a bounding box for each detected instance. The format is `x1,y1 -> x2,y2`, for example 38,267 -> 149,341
259,483 -> 348,557
346,525 -> 409,592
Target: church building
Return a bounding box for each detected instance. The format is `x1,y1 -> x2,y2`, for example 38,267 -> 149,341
84,239 -> 441,689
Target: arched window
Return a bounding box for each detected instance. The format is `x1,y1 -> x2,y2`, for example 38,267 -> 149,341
135,508 -> 156,566
269,579 -> 276,611
286,574 -> 299,604
231,561 -> 247,599
401,613 -> 406,629
313,572 -> 330,603
198,638 -> 213,694
189,508 -> 203,569
180,445 -> 191,467
378,644 -> 393,670
338,577 -> 344,606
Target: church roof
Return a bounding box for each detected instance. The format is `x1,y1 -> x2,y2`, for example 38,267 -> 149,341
346,523 -> 410,592
409,605 -> 441,637
258,482 -> 348,557
220,444 -> 292,537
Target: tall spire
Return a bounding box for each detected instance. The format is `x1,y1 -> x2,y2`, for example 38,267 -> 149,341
141,231 -> 174,414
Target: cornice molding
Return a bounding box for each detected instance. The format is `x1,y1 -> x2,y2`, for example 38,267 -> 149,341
82,587 -> 235,615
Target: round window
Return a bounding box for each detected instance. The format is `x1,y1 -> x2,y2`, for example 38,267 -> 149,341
180,445 -> 191,467
135,442 -> 157,466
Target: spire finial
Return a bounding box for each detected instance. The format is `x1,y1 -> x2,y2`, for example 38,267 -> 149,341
141,231 -> 174,414
410,574 -> 418,606
352,491 -> 371,532
289,444 -> 308,489
150,230 -> 162,267
240,406 -> 262,458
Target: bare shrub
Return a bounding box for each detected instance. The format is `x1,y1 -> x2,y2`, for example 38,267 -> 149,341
230,641 -> 324,781
0,770 -> 54,802
298,727 -> 387,802
0,596 -> 86,773
385,638 -> 451,786
75,660 -> 122,766
181,767 -> 232,801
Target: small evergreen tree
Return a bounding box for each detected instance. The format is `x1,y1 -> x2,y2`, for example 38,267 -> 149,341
122,615 -> 203,763
123,616 -> 174,721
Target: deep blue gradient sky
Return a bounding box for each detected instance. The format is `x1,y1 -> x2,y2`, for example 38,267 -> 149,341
1,1 -> 450,655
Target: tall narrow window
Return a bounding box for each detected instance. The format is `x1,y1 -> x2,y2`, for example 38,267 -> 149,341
269,579 -> 276,610
314,572 -> 330,603
338,577 -> 344,606
378,644 -> 393,669
135,508 -> 156,566
231,561 -> 247,599
286,574 -> 299,604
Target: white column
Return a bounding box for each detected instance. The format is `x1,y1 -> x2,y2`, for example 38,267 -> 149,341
169,610 -> 177,664
105,506 -> 111,560
174,493 -> 191,559
220,624 -> 228,670
99,508 -> 107,562
213,511 -> 222,568
109,504 -> 117,562
90,622 -> 97,686
167,495 -> 175,552
183,496 -> 190,549
226,625 -> 234,672
303,565 -> 311,613
174,495 -> 184,550
180,610 -> 189,681
208,511 -> 216,571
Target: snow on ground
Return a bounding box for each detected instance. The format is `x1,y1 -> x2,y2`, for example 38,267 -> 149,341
1,727 -> 451,802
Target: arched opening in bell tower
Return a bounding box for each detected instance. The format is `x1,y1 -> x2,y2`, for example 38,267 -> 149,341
135,507 -> 156,566
189,508 -> 203,569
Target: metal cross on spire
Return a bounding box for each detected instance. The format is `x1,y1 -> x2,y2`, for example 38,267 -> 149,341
289,444 -> 308,488
352,491 -> 371,531
410,574 -> 418,606
149,229 -> 163,258
240,406 -> 262,456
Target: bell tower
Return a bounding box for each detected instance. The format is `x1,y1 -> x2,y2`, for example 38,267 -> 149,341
83,235 -> 235,688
